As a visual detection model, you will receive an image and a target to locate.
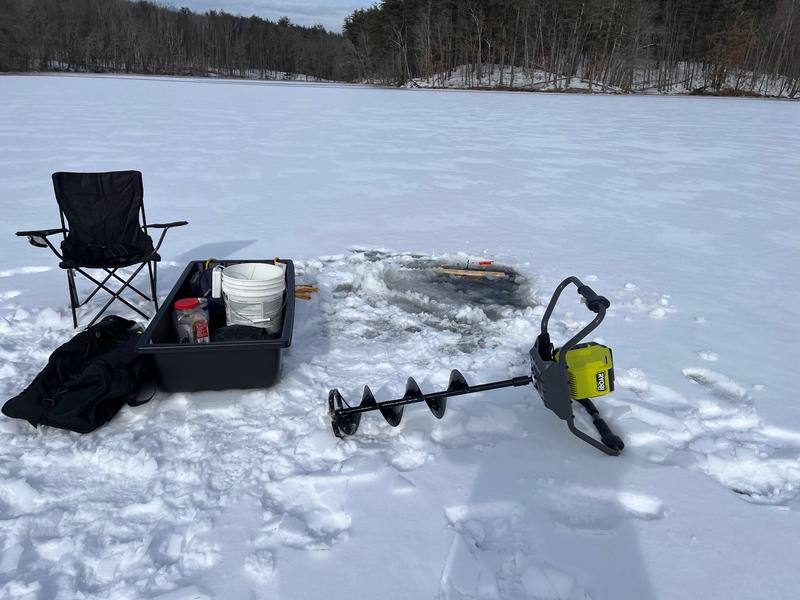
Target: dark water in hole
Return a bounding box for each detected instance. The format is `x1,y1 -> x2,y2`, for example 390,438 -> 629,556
321,252 -> 536,355
382,259 -> 530,314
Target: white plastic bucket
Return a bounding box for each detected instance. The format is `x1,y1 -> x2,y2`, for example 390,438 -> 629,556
221,263 -> 286,333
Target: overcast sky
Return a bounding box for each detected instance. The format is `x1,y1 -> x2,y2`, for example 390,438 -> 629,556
164,0 -> 376,32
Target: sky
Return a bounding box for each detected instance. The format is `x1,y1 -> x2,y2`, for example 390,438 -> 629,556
164,0 -> 376,32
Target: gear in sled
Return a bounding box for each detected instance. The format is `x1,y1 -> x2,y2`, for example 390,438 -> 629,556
328,276 -> 625,456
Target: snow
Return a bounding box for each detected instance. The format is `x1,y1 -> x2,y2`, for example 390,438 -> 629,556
1,73 -> 800,599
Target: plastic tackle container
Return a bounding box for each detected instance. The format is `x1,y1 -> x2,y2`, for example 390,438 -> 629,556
173,297 -> 210,344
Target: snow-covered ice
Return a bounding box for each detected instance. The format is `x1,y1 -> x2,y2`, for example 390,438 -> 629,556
1,74 -> 799,599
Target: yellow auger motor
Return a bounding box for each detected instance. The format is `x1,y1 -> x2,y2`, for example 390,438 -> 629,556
555,343 -> 614,401
329,276 -> 624,455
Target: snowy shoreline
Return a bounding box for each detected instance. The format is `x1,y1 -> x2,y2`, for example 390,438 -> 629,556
3,70 -> 797,100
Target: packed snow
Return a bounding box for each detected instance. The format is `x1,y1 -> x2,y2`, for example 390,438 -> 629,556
1,73 -> 799,600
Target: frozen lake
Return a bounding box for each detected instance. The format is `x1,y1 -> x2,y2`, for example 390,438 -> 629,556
1,74 -> 799,600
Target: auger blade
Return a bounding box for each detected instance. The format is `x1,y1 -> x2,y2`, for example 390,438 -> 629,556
402,375 -> 443,420
425,369 -> 462,419
405,377 -> 422,399
329,389 -> 361,437
360,385 -> 378,409
377,382 -> 407,427
447,369 -> 469,392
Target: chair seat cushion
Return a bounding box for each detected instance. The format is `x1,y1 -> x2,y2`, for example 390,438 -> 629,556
59,243 -> 160,269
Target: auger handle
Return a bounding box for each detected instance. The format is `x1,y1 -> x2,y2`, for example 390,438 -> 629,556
576,284 -> 610,314
539,276 -> 609,362
576,399 -> 624,453
567,418 -> 621,456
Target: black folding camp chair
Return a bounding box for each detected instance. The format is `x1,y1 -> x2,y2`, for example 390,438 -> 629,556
15,171 -> 188,328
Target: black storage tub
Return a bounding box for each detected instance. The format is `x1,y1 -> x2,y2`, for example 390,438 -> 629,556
136,259 -> 294,392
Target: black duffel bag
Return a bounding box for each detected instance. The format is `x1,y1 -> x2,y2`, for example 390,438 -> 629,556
2,315 -> 154,433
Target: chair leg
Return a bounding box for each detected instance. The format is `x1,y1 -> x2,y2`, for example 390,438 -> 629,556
66,269 -> 78,329
105,268 -> 150,302
148,261 -> 159,312
71,259 -> 166,327
75,267 -> 150,314
77,262 -> 154,327
86,292 -> 122,328
82,269 -> 117,305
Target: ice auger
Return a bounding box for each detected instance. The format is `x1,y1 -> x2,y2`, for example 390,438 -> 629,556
328,276 -> 625,455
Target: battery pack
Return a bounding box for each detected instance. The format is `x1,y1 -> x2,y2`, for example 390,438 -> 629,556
556,342 -> 614,400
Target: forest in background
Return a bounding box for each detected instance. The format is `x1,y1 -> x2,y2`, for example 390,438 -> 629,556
0,0 -> 352,81
345,0 -> 800,95
0,0 -> 798,97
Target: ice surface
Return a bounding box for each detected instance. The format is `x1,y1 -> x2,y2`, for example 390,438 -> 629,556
1,74 -> 799,599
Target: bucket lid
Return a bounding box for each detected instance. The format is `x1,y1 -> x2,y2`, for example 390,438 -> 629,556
175,298 -> 201,311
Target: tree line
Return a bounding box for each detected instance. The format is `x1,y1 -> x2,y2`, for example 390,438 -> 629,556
0,0 -> 798,97
344,0 -> 800,96
0,0 -> 352,81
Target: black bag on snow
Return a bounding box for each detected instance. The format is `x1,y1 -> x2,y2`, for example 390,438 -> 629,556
2,315 -> 154,433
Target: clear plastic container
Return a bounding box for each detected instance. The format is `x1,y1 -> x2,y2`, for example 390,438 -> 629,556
173,297 -> 210,344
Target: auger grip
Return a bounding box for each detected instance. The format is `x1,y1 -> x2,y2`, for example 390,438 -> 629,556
576,284 -> 610,313
575,399 -> 624,453
592,417 -> 625,452
541,277 -> 610,359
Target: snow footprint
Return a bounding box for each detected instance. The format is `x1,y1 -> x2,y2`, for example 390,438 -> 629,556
537,479 -> 665,533
260,478 -> 352,551
440,501 -> 592,600
617,366 -> 800,504
683,368 -> 748,401
614,282 -> 675,319
243,549 -> 275,582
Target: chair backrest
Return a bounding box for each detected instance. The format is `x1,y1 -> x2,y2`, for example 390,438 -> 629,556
52,171 -> 148,248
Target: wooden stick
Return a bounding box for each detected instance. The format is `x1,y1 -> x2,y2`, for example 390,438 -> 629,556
438,268 -> 507,279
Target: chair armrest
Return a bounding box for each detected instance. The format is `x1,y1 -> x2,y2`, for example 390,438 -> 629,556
15,228 -> 67,249
16,228 -> 66,238
147,221 -> 188,253
146,221 -> 188,229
